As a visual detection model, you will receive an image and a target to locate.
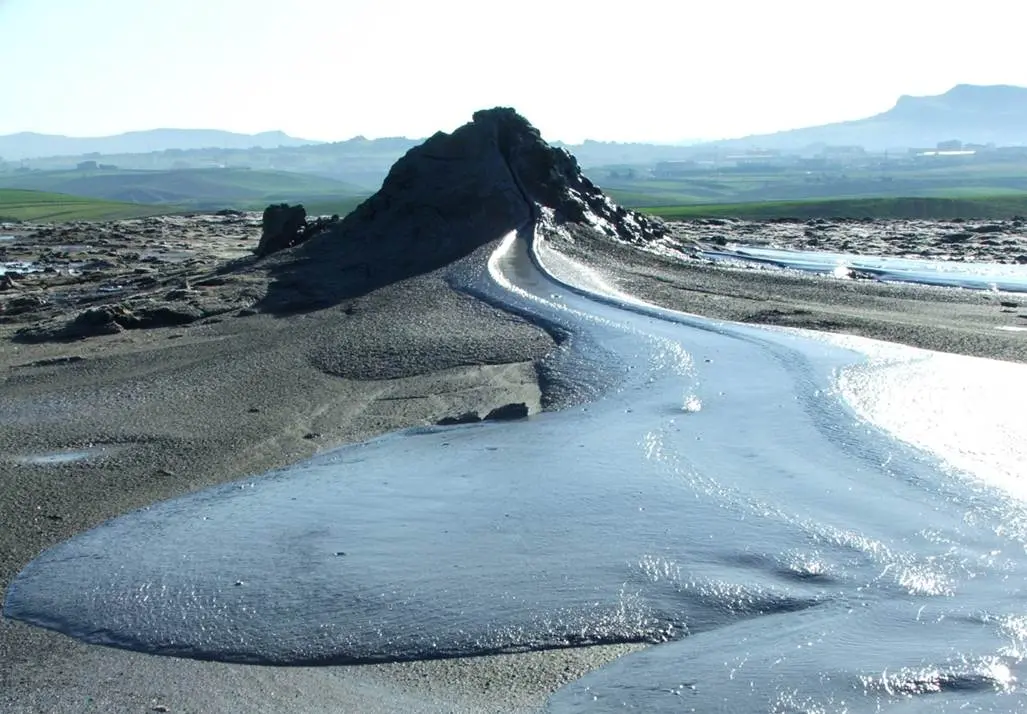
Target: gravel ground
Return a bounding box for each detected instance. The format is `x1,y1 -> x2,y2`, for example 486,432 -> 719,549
662,217 -> 1027,264
1,216 -> 609,714
549,222 -> 1027,364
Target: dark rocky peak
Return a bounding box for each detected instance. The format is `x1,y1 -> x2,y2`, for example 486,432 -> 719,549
474,108 -> 666,243
322,107 -> 664,247
255,108 -> 664,312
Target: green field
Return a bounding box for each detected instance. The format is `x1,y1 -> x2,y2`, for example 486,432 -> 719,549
0,189 -> 175,222
5,156 -> 1027,225
637,195 -> 1027,220
596,160 -> 1027,220
0,167 -> 366,211
600,156 -> 1027,208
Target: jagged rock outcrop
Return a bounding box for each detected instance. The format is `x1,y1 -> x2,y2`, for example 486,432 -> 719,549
435,402 -> 531,426
14,300 -> 206,342
490,109 -> 666,244
256,204 -> 308,257
257,108 -> 665,312
341,107 -> 667,246
437,411 -> 483,426
255,204 -> 341,258
484,402 -> 530,421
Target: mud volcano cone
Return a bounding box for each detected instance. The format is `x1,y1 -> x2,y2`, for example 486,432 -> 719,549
257,107 -> 666,312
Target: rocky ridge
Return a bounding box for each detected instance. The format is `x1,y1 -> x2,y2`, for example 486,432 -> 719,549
254,107 -> 666,312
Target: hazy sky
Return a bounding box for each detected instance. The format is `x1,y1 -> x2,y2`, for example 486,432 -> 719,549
1,0 -> 1024,143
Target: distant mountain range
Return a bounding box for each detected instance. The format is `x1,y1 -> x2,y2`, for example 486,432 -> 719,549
3,85 -> 1027,186
0,129 -> 320,161
713,84 -> 1027,151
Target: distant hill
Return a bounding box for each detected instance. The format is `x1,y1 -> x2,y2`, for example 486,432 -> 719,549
7,86 -> 1027,191
0,129 -> 321,161
710,84 -> 1027,151
554,140 -> 703,167
0,136 -> 707,190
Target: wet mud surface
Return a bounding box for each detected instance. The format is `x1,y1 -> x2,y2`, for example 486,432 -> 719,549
664,217 -> 1027,264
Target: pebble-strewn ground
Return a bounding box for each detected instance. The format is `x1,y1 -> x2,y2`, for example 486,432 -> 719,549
661,218 -> 1027,264
1,213 -> 567,714
0,213 -> 266,338
4,214 -> 1026,343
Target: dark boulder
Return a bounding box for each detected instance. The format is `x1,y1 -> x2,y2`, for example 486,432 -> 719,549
2,293 -> 47,316
254,205 -> 342,258
484,403 -> 530,421
14,301 -> 206,342
437,411 -> 483,426
255,204 -> 308,257
438,404 -> 530,424
58,305 -> 130,339
129,302 -> 206,328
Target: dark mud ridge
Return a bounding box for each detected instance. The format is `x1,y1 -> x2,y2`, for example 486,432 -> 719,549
250,107 -> 668,313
